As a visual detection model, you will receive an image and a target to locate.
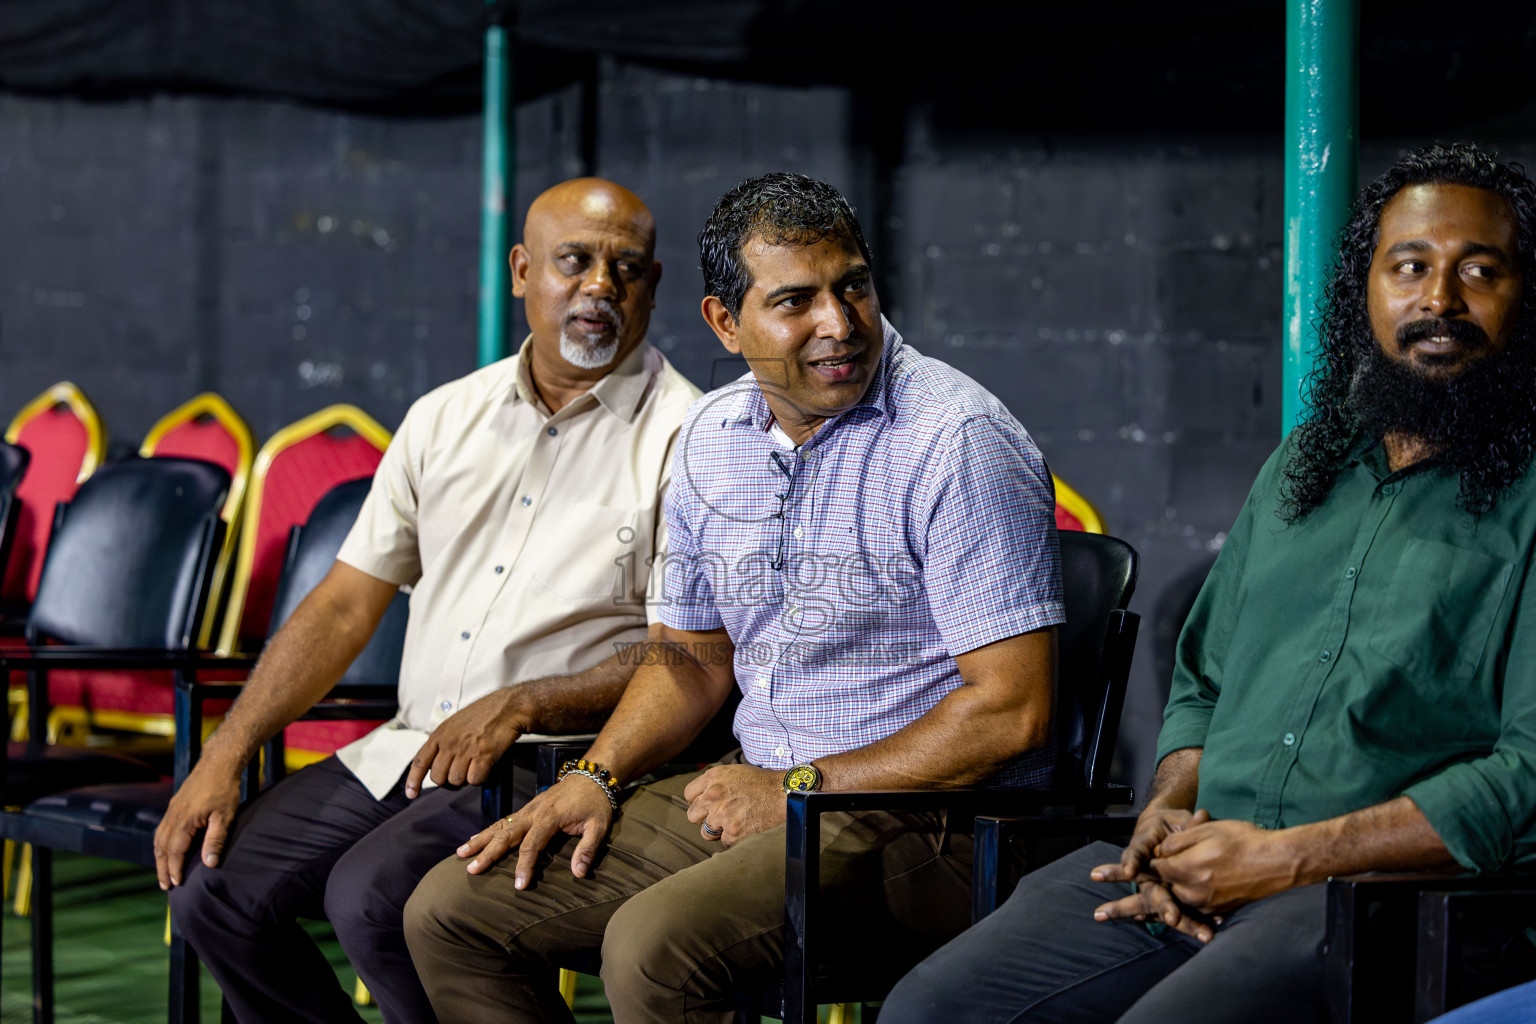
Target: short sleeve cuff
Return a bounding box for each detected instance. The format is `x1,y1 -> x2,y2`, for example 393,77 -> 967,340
657,603 -> 725,633
940,601 -> 1065,657
335,543 -> 418,588
1403,769 -> 1514,874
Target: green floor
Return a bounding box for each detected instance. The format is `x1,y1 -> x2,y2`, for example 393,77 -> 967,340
0,852 -> 615,1024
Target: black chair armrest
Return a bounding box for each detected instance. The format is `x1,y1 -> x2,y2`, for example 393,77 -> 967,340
972,811 -> 1139,921
782,785 -> 1133,1022
1416,886 -> 1536,1020
1326,871 -> 1536,1024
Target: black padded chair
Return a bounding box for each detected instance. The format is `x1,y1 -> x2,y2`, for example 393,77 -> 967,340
255,478 -> 408,782
0,475 -> 403,1024
773,530 -> 1141,1023
0,456 -> 229,1022
524,530 -> 1142,1023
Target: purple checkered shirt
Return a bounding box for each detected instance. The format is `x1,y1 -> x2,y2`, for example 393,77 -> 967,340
659,318 -> 1064,787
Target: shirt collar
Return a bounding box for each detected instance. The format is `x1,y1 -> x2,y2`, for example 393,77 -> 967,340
721,316 -> 903,440
509,334 -> 654,423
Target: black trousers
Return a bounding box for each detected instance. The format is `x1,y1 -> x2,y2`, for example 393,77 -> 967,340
166,756 -> 521,1024
878,841 -> 1330,1024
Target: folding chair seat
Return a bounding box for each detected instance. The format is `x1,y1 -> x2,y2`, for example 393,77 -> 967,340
43,394 -> 257,743
216,405 -> 392,771
0,474 -> 405,1024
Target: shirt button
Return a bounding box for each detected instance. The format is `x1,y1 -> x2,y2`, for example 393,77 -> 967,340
1319,650 -> 1331,663
793,526 -> 804,539
440,700 -> 452,712
547,427 -> 558,436
521,495 -> 532,507
460,631 -> 470,640
1382,483 -> 1397,496
755,678 -> 768,690
774,745 -> 788,757
1283,732 -> 1296,746
1344,567 -> 1357,579
494,565 -> 504,574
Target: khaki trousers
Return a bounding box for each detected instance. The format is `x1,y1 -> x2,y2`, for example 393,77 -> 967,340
404,766 -> 973,1024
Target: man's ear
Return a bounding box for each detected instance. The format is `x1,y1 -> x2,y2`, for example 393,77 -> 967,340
648,260 -> 663,310
701,295 -> 740,353
509,243 -> 531,298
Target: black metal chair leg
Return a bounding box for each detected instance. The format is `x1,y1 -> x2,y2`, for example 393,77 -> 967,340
31,844 -> 52,1024
169,909 -> 200,1024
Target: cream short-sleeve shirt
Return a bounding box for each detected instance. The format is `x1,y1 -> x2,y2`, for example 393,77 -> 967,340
334,337 -> 700,797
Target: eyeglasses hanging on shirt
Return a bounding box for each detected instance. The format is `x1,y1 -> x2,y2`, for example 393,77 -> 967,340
769,449 -> 799,572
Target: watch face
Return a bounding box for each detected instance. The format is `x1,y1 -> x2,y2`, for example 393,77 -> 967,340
784,764 -> 820,793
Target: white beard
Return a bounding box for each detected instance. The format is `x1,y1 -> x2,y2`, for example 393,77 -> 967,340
560,328 -> 621,369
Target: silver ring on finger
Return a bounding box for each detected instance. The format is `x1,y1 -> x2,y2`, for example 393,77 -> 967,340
701,822 -> 723,838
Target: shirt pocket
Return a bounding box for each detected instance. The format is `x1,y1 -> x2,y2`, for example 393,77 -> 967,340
529,501 -> 641,601
1368,539 -> 1513,684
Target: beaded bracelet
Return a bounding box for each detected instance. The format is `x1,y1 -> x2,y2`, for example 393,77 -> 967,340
558,758 -> 622,809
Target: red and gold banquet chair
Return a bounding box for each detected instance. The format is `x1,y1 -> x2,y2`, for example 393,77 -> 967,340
2,382 -> 106,619
1053,474 -> 1105,534
218,404 -> 392,771
43,394 -> 256,743
3,382 -> 106,745
141,393 -> 255,650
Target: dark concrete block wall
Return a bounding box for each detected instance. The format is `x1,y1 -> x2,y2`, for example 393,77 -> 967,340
4,67 -> 1529,789
890,139 -> 1288,779
1,88 -> 586,442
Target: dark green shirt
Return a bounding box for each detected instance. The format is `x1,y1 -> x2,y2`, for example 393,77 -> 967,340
1158,437 -> 1536,872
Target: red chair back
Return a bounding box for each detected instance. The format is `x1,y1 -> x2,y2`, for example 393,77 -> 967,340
220,405 -> 392,656
1053,474 -> 1106,534
2,383 -> 105,604
142,393 -> 255,649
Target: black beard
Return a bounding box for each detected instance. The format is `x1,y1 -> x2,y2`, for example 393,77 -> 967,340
1351,323 -> 1536,448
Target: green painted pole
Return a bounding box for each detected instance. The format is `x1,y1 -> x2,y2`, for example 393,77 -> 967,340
477,4 -> 514,368
1282,0 -> 1358,433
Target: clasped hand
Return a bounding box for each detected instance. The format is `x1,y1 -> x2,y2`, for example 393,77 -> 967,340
1090,810 -> 1299,943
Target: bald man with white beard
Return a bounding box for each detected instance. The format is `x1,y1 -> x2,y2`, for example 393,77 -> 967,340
157,178 -> 700,1024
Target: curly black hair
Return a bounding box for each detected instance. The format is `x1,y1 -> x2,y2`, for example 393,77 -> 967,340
698,172 -> 873,319
1280,142 -> 1536,521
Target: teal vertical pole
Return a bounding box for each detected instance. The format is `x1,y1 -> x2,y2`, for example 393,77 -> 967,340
478,3 -> 514,368
1282,0 -> 1358,433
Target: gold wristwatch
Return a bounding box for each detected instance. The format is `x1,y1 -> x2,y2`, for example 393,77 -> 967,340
782,763 -> 823,794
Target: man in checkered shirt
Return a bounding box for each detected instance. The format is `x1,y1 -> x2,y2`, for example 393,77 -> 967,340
406,172 -> 1065,1023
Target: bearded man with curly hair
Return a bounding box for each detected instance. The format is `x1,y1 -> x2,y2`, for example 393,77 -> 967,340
880,142 -> 1536,1024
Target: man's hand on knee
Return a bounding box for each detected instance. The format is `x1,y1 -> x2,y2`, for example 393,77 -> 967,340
405,689 -> 528,798
153,762 -> 242,890
457,776 -> 614,889
682,764 -> 784,847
